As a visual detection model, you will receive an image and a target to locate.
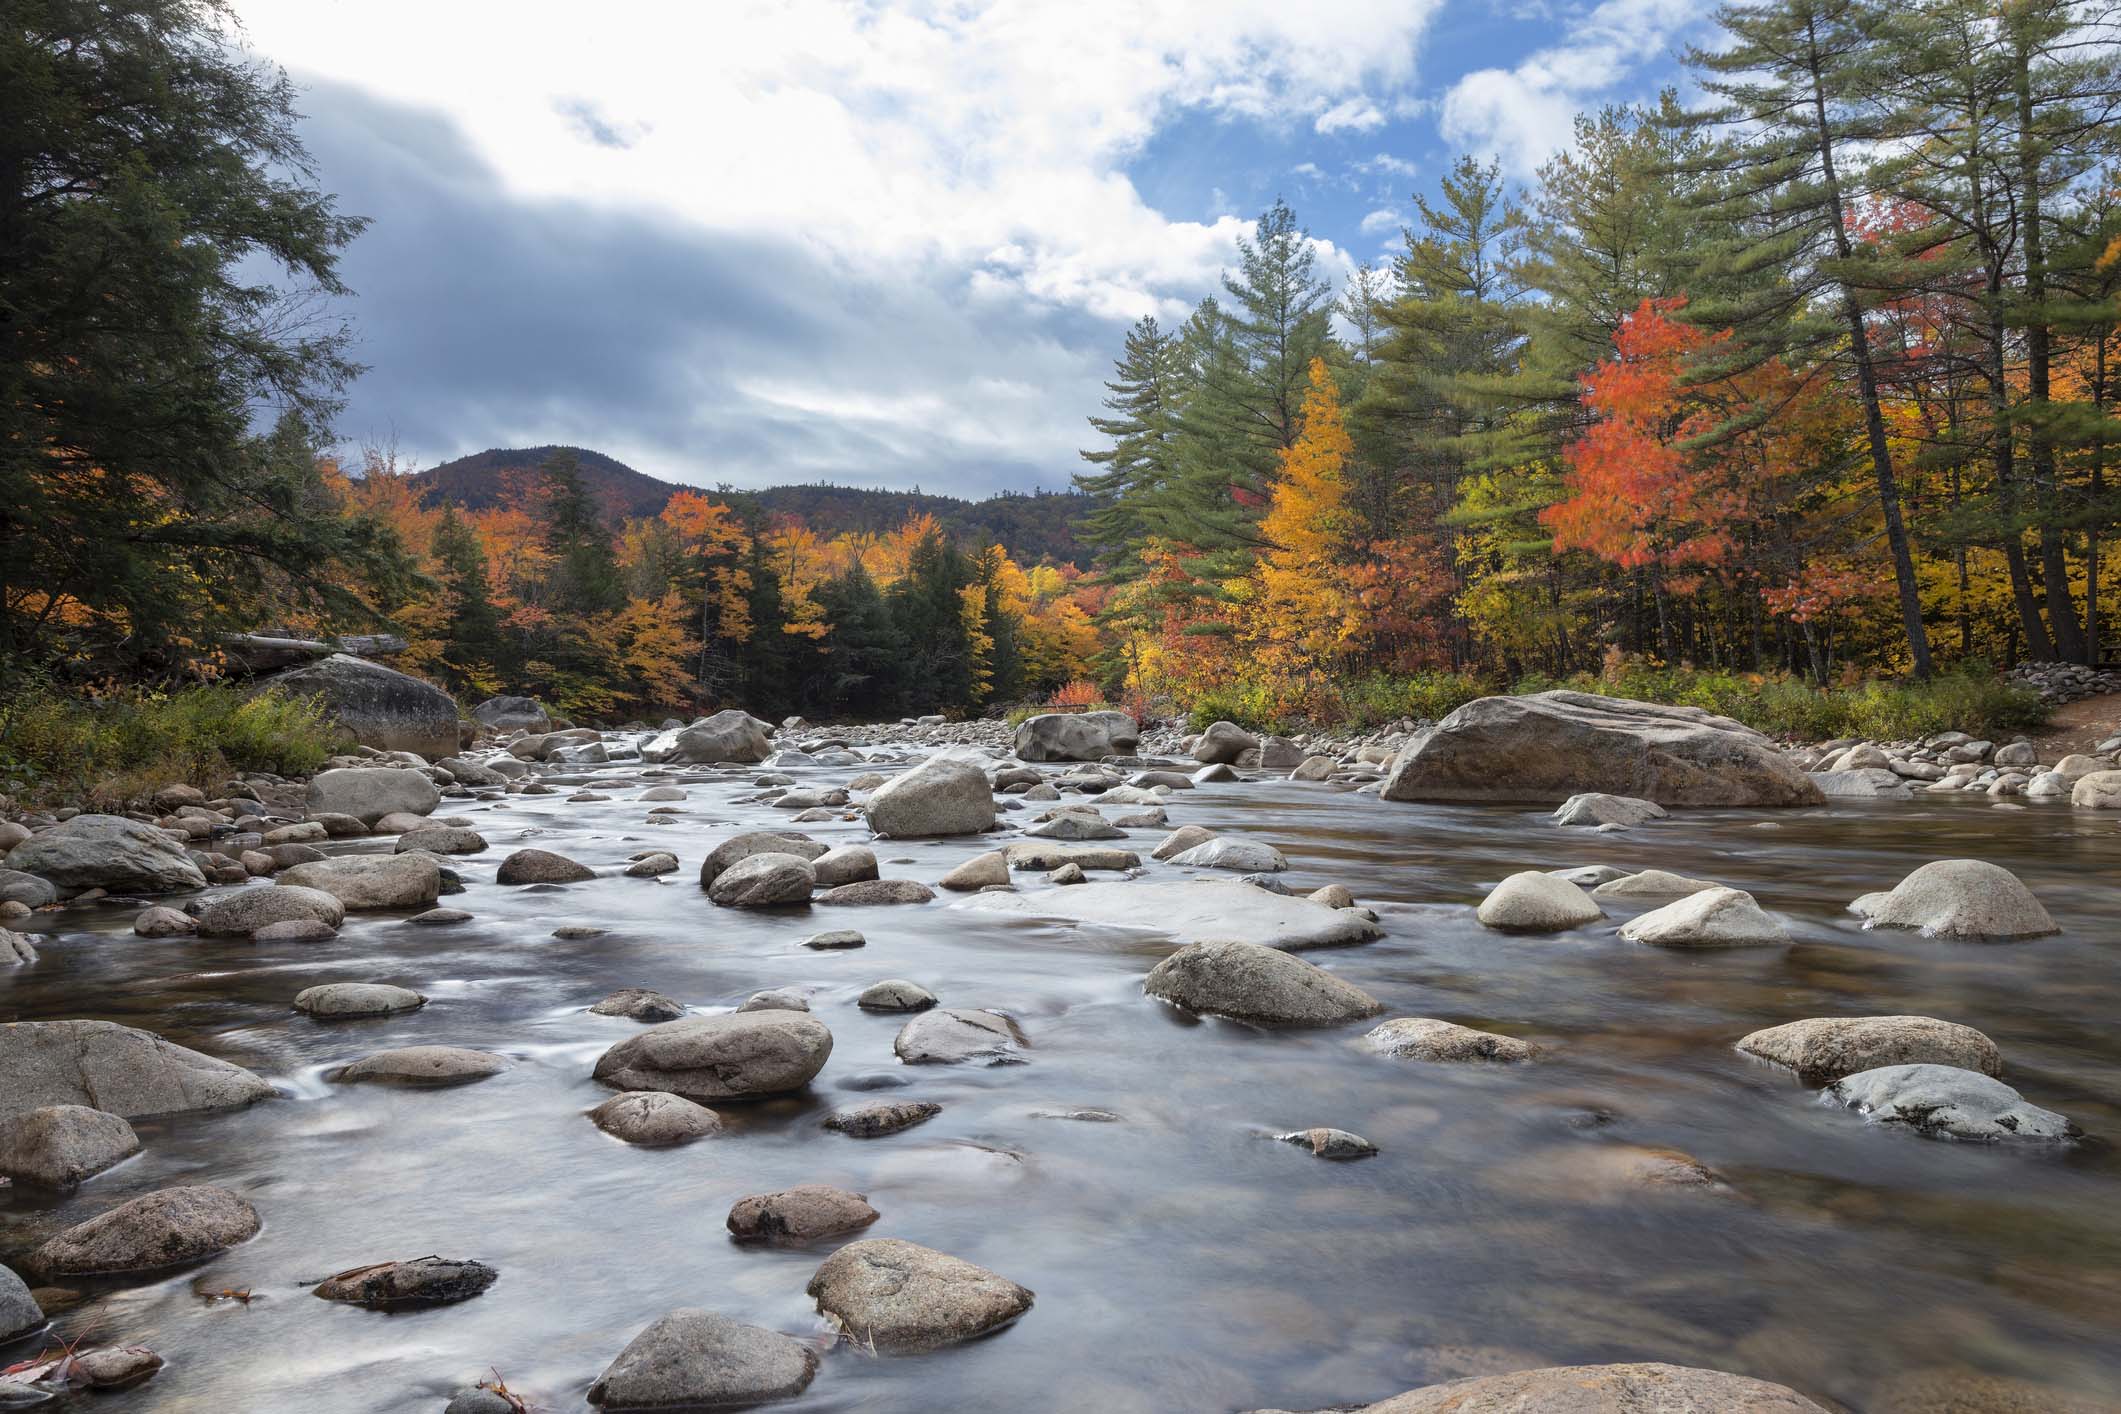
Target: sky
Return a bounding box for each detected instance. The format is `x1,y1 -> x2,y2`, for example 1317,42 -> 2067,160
232,0 -> 1721,500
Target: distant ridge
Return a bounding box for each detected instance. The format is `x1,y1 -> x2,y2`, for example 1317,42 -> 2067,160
405,445 -> 1091,567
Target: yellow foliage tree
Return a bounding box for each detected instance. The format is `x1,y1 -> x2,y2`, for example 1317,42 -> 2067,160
1243,358 -> 1363,673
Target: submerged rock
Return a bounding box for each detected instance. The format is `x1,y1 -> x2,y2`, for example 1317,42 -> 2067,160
1144,941 -> 1383,1026
1357,1361 -> 1831,1412
1361,1017 -> 1538,1063
959,878 -> 1381,950
293,983 -> 425,1019
894,1008 -> 1024,1064
727,1185 -> 879,1243
825,1099 -> 941,1136
1848,859 -> 2057,938
1824,1064 -> 2078,1142
1738,1015 -> 2001,1083
336,1046 -> 506,1086
807,1238 -> 1032,1353
1278,1126 -> 1377,1159
587,1308 -> 817,1408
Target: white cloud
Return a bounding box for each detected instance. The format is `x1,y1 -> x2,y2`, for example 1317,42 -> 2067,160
1439,0 -> 1713,175
1315,96 -> 1386,133
1359,206 -> 1404,235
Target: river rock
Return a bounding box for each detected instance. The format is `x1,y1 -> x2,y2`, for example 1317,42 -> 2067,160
256,918 -> 336,943
1025,812 -> 1124,841
587,1308 -> 816,1408
0,1019 -> 274,1118
1814,767 -> 1913,798
0,868 -> 59,907
590,987 -> 687,1022
337,1046 -> 506,1086
593,1012 -> 832,1101
1592,868 -> 1721,899
807,1238 -> 1032,1353
0,1266 -> 38,1342
1475,872 -> 1602,931
1169,837 -> 1288,872
1145,941 -> 1383,1026
261,654 -> 459,758
304,766 -> 441,826
133,905 -> 196,937
643,710 -> 774,765
1360,1360 -> 1832,1411
31,1184 -> 260,1276
1619,886 -> 1789,947
865,753 -> 997,837
1552,792 -> 1667,828
1738,1015 -> 2001,1082
825,1099 -> 941,1136
708,852 -> 817,907
859,979 -> 936,1012
698,831 -> 828,889
0,1105 -> 141,1186
894,1008 -> 1024,1064
1003,843 -> 1141,872
1152,825 -> 1216,860
1279,1126 -> 1377,1159
2068,768 -> 2121,807
1361,1017 -> 1538,1062
196,884 -> 346,937
589,1091 -> 723,1145
1381,691 -> 1824,807
727,1185 -> 878,1242
1290,755 -> 1336,782
437,755 -> 509,788
293,983 -> 425,1019
313,1256 -> 498,1308
1193,721 -> 1259,765
811,845 -> 879,888
740,987 -> 810,1013
1825,1064 -> 2078,1141
408,906 -> 472,925
5,814 -> 205,894
817,878 -> 934,905
472,695 -> 550,734
939,851 -> 1010,890
961,877 -> 1381,950
495,848 -> 595,884
1014,711 -> 1138,762
395,826 -> 486,855
279,853 -> 440,910
1849,859 -> 2057,938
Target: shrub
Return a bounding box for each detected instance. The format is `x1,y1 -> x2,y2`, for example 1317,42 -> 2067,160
0,684 -> 341,808
1048,679 -> 1106,710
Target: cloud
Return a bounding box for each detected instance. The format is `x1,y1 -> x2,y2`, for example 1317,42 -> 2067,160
1359,207 -> 1404,235
1439,0 -> 1714,175
1315,96 -> 1386,133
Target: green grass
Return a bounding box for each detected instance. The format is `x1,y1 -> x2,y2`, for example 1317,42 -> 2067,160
0,683 -> 343,808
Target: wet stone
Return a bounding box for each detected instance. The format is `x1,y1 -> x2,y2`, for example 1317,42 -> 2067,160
312,1256 -> 498,1309
825,1099 -> 941,1137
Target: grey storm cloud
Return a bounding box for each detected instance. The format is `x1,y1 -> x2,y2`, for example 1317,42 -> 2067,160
290,78 -> 1116,497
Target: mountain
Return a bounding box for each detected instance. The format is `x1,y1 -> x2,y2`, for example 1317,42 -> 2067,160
406,445 -> 1092,567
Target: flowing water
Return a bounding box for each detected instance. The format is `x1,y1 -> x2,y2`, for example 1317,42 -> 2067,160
5,755 -> 2121,1412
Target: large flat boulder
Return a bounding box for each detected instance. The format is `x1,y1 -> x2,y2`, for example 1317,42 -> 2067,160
6,814 -> 205,894
1737,1015 -> 2000,1083
1013,711 -> 1138,762
31,1184 -> 261,1277
642,709 -> 772,765
865,753 -> 996,838
279,853 -> 441,910
1361,1361 -> 1830,1412
1381,691 -> 1823,807
260,653 -> 458,760
305,766 -> 440,826
0,1020 -> 275,1119
471,695 -> 550,734
956,878 -> 1380,950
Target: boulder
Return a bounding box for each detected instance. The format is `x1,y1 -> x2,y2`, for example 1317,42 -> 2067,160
1381,691 -> 1824,807
1475,872 -> 1602,931
643,710 -> 773,765
858,979 -> 936,1012
1848,859 -> 2057,938
436,755 -> 508,787
1592,869 -> 1721,899
495,848 -> 595,884
0,868 -> 60,907
5,814 -> 205,894
593,1012 -> 832,1101
304,766 -> 440,826
395,826 -> 486,855
1013,711 -> 1138,762
1151,825 -> 1216,860
939,851 -> 1010,891
336,1046 -> 506,1086
293,983 -> 425,1019
1280,1127 -> 1377,1160
471,695 -> 550,734
708,852 -> 817,908
1359,1361 -> 1831,1412
1813,767 -> 1913,798
1619,886 -> 1789,947
959,877 -> 1381,950
698,831 -> 827,889
279,853 -> 441,910
589,987 -> 687,1022
133,905 -> 197,938
812,845 -> 879,888
0,1265 -> 38,1342
313,1256 -> 497,1309
196,885 -> 345,938
807,1239 -> 1032,1353
1193,721 -> 1259,765
1025,812 -> 1123,841
801,928 -> 866,950
2070,769 -> 2121,808
1144,940 -> 1383,1026
587,1309 -> 817,1409
1737,1016 -> 2000,1083
1002,843 -> 1140,872
588,1091 -> 723,1145
258,653 -> 458,759
1360,1017 -> 1538,1063
0,1020 -> 274,1119
727,1185 -> 878,1242
864,754 -> 997,838
1168,837 -> 1287,873
0,1105 -> 141,1187
1290,755 -> 1336,782
31,1184 -> 260,1276
894,1008 -> 1024,1064
825,1099 -> 942,1136
1551,792 -> 1667,828
1826,1063 -> 2077,1141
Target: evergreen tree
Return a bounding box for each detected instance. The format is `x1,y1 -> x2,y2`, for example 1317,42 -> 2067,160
537,448 -> 623,616
812,563 -> 902,716
888,529 -> 975,710
430,505 -> 502,686
1075,316 -> 1190,563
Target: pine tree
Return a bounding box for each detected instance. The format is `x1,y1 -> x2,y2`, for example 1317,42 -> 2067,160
1075,316 -> 1190,563
537,448 -> 623,616
430,505 -> 502,687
